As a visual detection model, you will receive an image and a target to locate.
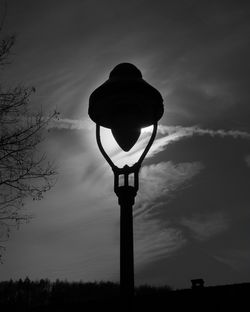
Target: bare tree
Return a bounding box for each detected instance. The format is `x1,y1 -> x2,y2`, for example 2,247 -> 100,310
0,33 -> 58,258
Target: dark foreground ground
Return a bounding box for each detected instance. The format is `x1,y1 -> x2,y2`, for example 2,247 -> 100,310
0,280 -> 249,311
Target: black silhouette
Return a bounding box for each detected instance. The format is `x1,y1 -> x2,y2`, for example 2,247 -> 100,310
0,278 -> 249,310
191,278 -> 205,289
88,63 -> 164,298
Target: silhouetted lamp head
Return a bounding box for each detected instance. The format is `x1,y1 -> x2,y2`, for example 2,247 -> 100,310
88,63 -> 164,151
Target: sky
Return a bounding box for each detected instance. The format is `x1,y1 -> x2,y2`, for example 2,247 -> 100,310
0,0 -> 250,289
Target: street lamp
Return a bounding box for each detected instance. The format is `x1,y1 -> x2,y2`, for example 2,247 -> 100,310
88,63 -> 164,298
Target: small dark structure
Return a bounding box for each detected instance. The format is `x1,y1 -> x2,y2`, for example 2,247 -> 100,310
191,279 -> 205,289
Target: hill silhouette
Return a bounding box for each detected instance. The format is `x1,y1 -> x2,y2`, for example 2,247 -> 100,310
0,278 -> 249,311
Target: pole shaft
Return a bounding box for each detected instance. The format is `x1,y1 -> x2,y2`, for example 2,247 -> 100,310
120,200 -> 134,298
117,186 -> 135,299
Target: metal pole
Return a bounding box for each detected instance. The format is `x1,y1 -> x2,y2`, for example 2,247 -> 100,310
117,186 -> 136,299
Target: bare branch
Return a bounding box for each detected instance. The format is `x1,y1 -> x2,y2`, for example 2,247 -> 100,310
0,26 -> 58,255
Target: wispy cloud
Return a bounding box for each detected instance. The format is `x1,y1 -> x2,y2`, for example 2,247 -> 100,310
138,161 -> 204,205
157,125 -> 250,139
49,118 -> 250,139
245,155 -> 250,167
133,161 -> 203,265
48,117 -> 92,130
43,118 -> 249,269
143,125 -> 250,160
49,118 -> 250,167
134,218 -> 186,266
214,249 -> 250,271
180,212 -> 229,241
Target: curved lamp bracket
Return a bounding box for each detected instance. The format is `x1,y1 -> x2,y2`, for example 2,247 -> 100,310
96,123 -> 158,196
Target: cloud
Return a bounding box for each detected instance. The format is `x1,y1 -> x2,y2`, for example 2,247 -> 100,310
140,125 -> 250,161
214,249 -> 250,271
113,123 -> 250,168
51,119 -> 250,165
134,218 -> 186,266
180,212 -> 229,241
132,160 -> 203,266
48,118 -> 92,130
157,125 -> 250,139
18,117 -> 250,279
245,155 -> 250,167
53,119 -> 250,139
138,161 -> 204,204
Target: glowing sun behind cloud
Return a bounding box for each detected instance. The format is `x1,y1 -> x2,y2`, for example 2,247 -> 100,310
99,127 -> 120,155
94,125 -> 156,168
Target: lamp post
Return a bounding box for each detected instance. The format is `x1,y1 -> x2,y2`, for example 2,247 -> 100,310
88,63 -> 164,299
